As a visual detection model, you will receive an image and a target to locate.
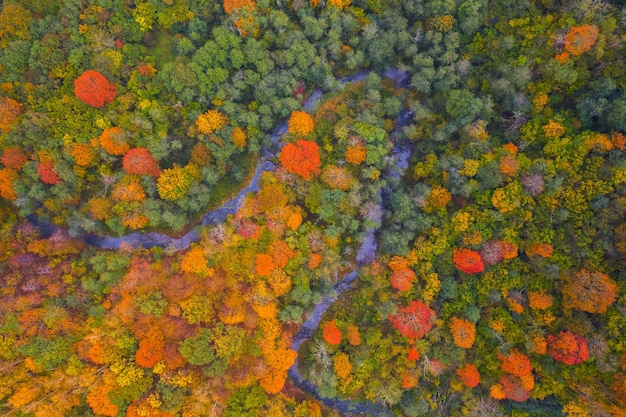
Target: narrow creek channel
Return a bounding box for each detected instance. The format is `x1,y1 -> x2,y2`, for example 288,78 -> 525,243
26,67 -> 413,416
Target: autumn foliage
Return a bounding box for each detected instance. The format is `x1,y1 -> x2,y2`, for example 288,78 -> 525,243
456,364 -> 480,388
196,109 -> 228,134
498,349 -> 533,378
279,140 -> 321,180
123,148 -> 160,176
0,96 -> 23,131
157,165 -> 193,201
74,70 -> 117,107
449,317 -> 476,349
564,24 -> 599,56
71,144 -> 96,167
99,127 -> 130,155
389,300 -> 436,339
453,248 -> 485,274
547,331 -> 589,365
1,146 -> 28,169
322,320 -> 342,345
37,161 -> 60,185
0,168 -> 18,199
223,0 -> 256,14
562,269 -> 618,314
287,111 -> 315,136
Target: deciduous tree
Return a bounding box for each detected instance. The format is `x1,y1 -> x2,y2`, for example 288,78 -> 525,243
287,111 -> 315,136
564,25 -> 599,56
547,331 -> 589,365
456,364 -> 480,388
74,70 -> 117,108
99,127 -> 129,156
196,109 -> 228,134
157,165 -> 193,201
0,168 -> 18,199
453,248 -> 484,274
449,317 -> 476,349
389,300 -> 436,339
498,349 -> 533,378
562,269 -> 618,314
279,140 -> 321,180
322,320 -> 342,345
0,97 -> 23,131
123,148 -> 160,176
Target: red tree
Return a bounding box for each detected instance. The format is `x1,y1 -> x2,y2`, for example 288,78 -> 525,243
547,331 -> 589,365
122,148 -> 160,176
279,140 -> 321,180
389,300 -> 436,339
74,70 -> 117,108
453,248 -> 485,274
37,161 -> 59,184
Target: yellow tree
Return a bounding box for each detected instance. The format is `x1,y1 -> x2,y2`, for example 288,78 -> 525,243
196,109 -> 228,134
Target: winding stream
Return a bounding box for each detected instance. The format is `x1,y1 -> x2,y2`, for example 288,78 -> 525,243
26,67 -> 412,416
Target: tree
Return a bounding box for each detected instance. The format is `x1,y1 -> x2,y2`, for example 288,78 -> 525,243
321,165 -> 352,190
547,331 -> 589,365
223,0 -> 256,14
0,168 -> 18,199
0,97 -> 23,131
526,243 -> 553,258
112,177 -> 146,202
456,364 -> 480,388
389,257 -> 416,292
287,111 -> 315,136
71,144 -> 95,167
480,240 -> 504,265
528,291 -> 554,310
333,352 -> 352,380
449,317 -> 476,349
232,127 -> 247,147
123,148 -> 160,176
157,165 -> 193,201
498,349 -> 532,378
322,320 -> 342,345
562,269 -> 618,314
564,25 -> 599,56
255,253 -> 275,277
346,143 -> 367,165
86,383 -> 118,417
74,70 -> 117,108
196,109 -> 228,134
178,328 -> 216,366
0,4 -> 31,48
279,140 -> 321,180
135,330 -> 165,368
389,300 -> 436,339
499,375 -> 530,402
181,247 -> 211,276
37,161 -> 59,185
99,127 -> 130,156
453,248 -> 485,274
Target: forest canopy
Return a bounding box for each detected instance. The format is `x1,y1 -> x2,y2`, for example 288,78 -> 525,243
0,0 -> 625,416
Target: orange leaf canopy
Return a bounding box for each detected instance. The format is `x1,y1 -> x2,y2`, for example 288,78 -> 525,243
74,70 -> 117,108
279,140 -> 321,180
453,248 -> 484,274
